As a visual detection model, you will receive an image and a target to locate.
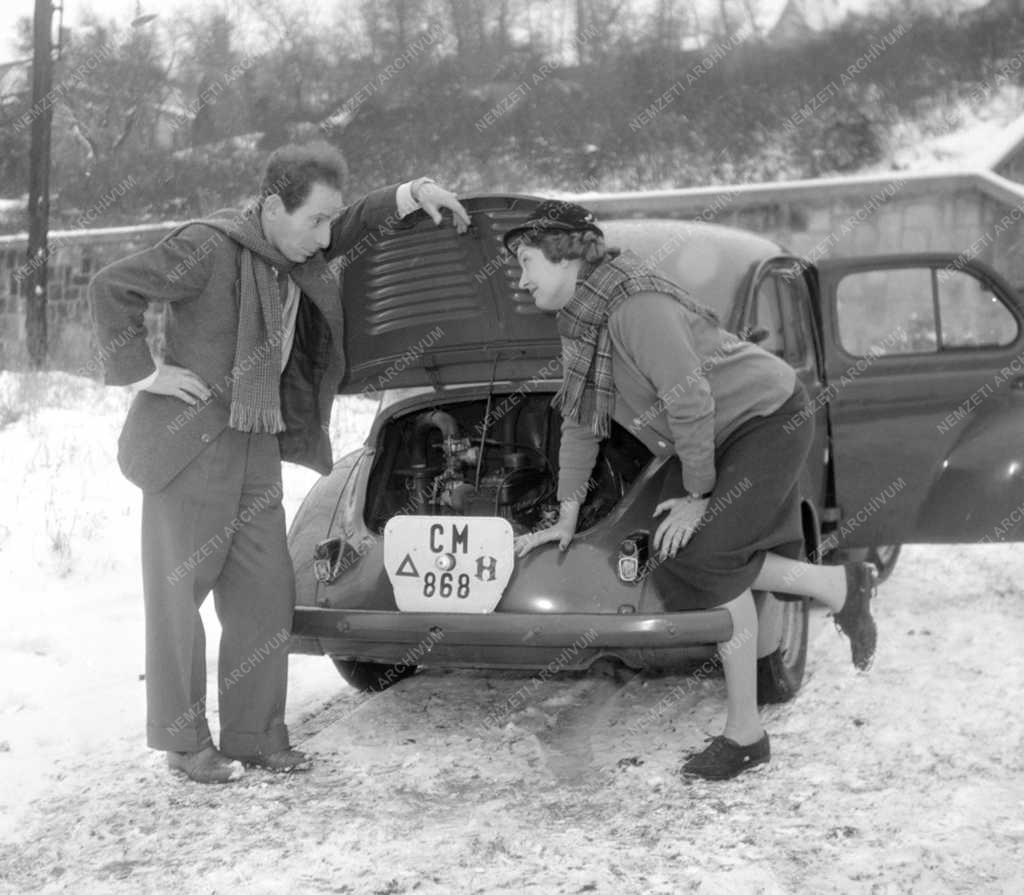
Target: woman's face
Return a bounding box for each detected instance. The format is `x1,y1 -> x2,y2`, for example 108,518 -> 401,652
515,245 -> 576,312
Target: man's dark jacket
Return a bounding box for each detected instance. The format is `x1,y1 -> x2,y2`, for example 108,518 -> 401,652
89,187 -> 397,492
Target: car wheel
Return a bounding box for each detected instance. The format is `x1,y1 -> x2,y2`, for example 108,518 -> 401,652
331,659 -> 418,693
866,544 -> 901,584
756,595 -> 809,704
827,544 -> 901,584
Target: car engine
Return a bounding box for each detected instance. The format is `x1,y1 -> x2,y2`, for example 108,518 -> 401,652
364,393 -> 652,536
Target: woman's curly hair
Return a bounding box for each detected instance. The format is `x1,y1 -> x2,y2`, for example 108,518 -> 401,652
507,228 -> 608,265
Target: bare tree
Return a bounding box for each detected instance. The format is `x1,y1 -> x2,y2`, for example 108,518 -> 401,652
56,18 -> 168,174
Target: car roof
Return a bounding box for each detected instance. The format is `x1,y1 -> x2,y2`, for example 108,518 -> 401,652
600,217 -> 786,320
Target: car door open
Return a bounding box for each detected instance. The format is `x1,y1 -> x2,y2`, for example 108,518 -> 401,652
815,254 -> 1024,545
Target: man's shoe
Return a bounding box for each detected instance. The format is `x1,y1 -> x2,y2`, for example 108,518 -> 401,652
166,745 -> 245,784
834,561 -> 878,671
680,732 -> 770,781
226,747 -> 312,773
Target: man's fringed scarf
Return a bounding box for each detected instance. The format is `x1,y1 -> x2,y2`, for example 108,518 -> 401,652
166,202 -> 329,433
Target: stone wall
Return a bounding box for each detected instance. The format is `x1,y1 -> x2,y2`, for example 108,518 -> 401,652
584,173 -> 1024,292
0,226 -> 168,374
742,185 -> 1024,288
4,165 -> 1024,374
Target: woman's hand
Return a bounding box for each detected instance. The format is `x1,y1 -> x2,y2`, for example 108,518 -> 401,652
652,496 -> 709,560
514,517 -> 576,558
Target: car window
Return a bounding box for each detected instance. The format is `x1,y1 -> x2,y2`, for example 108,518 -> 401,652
752,277 -> 784,357
835,266 -> 1018,355
938,270 -> 1018,348
776,275 -> 811,366
751,271 -> 812,366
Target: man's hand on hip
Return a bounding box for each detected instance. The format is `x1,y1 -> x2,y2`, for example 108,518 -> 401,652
143,363 -> 213,405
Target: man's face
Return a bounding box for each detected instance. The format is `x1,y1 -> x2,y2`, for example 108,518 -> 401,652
263,182 -> 345,263
515,244 -> 575,312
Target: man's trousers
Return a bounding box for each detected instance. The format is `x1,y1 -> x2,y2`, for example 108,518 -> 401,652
140,427 -> 294,755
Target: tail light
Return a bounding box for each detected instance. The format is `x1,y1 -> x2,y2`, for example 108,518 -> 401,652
313,536 -> 362,584
617,530 -> 650,583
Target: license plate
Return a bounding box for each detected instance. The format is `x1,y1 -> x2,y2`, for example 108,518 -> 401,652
383,516 -> 514,613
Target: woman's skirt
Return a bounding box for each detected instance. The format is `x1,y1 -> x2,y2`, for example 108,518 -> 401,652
652,382 -> 813,610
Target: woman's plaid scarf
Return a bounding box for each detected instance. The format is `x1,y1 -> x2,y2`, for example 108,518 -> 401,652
553,249 -> 721,438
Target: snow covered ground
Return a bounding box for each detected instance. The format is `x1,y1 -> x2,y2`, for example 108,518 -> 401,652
1,368 -> 1023,895
883,84 -> 1024,172
0,372 -> 373,835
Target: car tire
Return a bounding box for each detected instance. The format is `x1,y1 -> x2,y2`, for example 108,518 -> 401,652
866,544 -> 901,584
756,594 -> 809,705
829,545 -> 902,585
332,659 -> 418,693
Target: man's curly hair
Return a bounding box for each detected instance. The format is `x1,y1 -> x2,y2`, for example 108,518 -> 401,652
260,141 -> 349,212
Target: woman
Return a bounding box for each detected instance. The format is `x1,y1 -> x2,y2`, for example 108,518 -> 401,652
508,200 -> 878,781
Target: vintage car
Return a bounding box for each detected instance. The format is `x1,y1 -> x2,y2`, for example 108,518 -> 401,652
287,194 -> 1024,702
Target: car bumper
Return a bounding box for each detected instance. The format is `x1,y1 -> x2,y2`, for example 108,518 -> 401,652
290,606 -> 733,670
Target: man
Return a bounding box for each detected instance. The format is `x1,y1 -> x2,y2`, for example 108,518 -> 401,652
90,143 -> 470,783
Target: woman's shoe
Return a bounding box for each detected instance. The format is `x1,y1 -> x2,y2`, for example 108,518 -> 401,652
680,732 -> 770,780
166,745 -> 245,784
834,561 -> 878,671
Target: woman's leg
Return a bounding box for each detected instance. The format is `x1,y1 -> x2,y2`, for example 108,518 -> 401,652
753,552 -> 846,611
719,589 -> 762,745
681,588 -> 772,779
753,552 -> 878,670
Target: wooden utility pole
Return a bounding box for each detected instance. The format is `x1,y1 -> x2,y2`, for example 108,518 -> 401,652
25,0 -> 55,369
